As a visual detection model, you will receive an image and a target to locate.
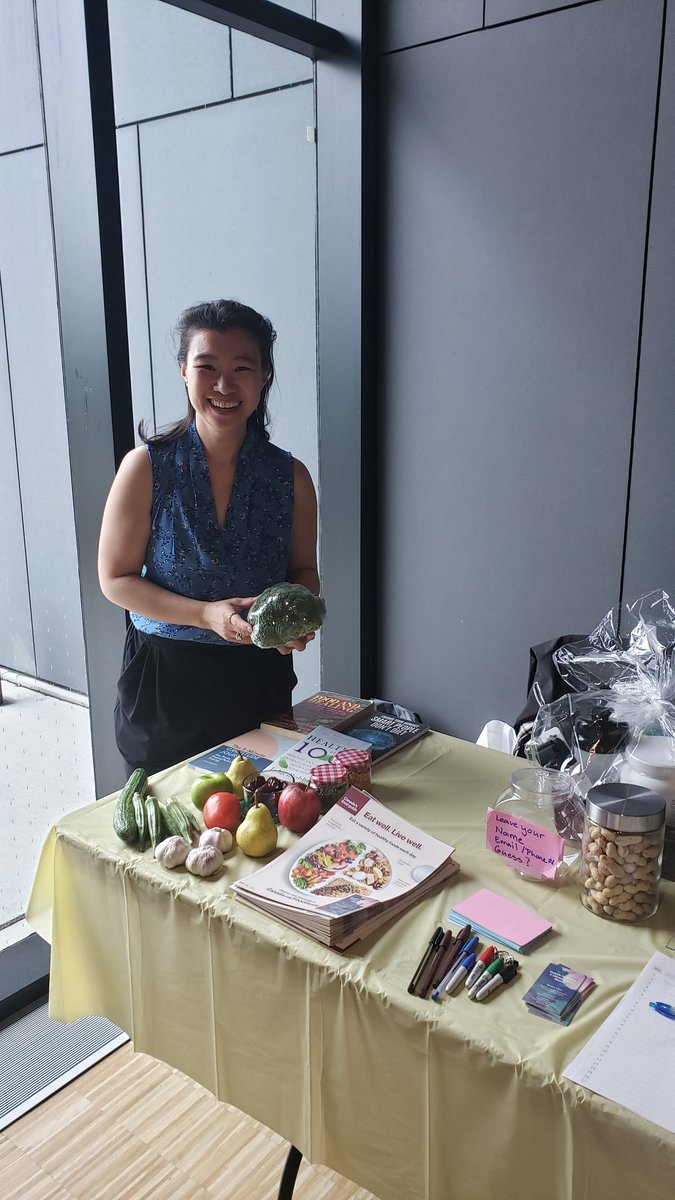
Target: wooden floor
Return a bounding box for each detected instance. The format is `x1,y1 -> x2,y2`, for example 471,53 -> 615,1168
0,1043 -> 380,1200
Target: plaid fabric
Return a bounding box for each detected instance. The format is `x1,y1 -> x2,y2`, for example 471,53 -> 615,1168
309,762 -> 348,785
335,748 -> 371,767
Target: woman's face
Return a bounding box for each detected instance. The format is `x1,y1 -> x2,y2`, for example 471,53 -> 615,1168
181,326 -> 269,438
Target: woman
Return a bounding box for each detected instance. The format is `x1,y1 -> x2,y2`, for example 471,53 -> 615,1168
98,299 -> 319,777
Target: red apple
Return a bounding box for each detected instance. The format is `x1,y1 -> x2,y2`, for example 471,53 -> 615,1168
202,791 -> 242,833
277,782 -> 322,836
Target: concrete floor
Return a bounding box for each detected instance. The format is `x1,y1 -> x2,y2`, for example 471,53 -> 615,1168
0,677 -> 96,952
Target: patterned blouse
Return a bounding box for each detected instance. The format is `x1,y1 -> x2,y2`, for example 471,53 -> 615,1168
130,421 -> 294,643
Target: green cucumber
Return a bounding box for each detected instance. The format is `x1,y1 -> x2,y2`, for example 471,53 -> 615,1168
112,767 -> 147,845
145,794 -> 165,850
132,791 -> 149,851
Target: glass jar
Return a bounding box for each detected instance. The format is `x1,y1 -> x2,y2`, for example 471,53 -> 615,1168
242,774 -> 286,822
494,767 -> 583,880
334,747 -> 372,791
580,783 -> 665,921
308,762 -> 348,813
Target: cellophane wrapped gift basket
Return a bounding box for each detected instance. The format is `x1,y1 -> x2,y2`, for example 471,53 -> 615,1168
527,590 -> 675,881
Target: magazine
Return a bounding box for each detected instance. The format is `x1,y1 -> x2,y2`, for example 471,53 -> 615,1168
261,691 -> 374,736
189,727 -> 297,774
345,712 -> 430,763
231,787 -> 460,949
262,725 -> 366,784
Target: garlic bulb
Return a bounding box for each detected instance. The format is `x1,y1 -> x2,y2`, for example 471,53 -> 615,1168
155,835 -> 191,869
199,827 -> 233,853
185,845 -> 224,877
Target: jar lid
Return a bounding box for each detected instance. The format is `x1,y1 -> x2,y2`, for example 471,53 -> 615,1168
309,762 -> 348,785
334,748 -> 371,767
586,783 -> 666,832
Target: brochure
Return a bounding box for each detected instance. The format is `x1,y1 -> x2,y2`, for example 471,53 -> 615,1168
231,786 -> 460,949
346,712 -> 430,763
523,963 -> 596,1025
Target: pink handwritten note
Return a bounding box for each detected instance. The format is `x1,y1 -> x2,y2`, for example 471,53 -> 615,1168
486,808 -> 565,879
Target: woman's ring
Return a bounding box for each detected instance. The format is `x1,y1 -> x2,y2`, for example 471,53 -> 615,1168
234,631 -> 243,642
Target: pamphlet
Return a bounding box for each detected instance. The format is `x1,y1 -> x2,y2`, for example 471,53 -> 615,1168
231,786 -> 460,949
523,963 -> 596,1025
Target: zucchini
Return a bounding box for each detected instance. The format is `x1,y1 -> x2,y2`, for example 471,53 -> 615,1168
112,767 -> 148,845
132,791 -> 149,852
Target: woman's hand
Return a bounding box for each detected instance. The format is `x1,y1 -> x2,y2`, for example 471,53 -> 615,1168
275,630 -> 316,656
202,598 -> 256,644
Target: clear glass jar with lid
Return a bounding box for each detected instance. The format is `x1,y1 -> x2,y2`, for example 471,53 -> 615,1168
580,783 -> 665,921
493,767 -> 583,880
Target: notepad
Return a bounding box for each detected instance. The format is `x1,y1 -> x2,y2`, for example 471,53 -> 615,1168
449,887 -> 553,953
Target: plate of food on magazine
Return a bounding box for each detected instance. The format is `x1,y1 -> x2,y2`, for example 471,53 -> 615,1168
289,840 -> 393,895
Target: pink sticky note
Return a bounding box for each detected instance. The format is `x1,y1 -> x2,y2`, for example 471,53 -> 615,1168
486,807 -> 565,879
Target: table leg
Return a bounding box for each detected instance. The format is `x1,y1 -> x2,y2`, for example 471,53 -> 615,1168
277,1144 -> 302,1200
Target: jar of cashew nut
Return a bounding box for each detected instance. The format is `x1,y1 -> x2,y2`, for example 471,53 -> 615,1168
581,783 -> 665,922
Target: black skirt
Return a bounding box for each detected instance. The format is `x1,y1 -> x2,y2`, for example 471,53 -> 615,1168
114,623 -> 296,776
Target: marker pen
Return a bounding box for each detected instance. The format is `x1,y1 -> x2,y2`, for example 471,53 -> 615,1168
465,946 -> 498,991
417,928 -> 455,998
433,953 -> 476,1000
474,961 -> 519,1001
468,955 -> 504,999
407,926 -> 443,995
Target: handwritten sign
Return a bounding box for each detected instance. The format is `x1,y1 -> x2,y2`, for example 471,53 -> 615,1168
486,808 -> 565,880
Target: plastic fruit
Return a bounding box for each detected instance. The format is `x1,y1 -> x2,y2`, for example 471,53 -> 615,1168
202,791 -> 242,833
191,772 -> 233,812
236,798 -> 278,857
277,782 -> 322,836
227,754 -> 258,800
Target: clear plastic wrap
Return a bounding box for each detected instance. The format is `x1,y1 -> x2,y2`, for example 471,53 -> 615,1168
527,592 -> 675,826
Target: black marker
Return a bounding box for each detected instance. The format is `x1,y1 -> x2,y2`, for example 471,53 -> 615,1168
408,926 -> 443,994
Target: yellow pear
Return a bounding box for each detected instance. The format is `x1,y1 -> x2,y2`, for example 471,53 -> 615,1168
227,753 -> 258,799
236,799 -> 278,857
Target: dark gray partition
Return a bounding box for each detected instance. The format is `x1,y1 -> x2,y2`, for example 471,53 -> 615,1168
622,4 -> 675,604
0,0 -> 43,153
378,0 -> 663,737
380,0 -> 482,52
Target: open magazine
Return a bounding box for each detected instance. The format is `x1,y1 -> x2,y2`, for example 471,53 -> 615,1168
231,787 -> 460,950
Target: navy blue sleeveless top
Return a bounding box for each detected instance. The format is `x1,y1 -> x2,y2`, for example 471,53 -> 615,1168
130,421 -> 294,644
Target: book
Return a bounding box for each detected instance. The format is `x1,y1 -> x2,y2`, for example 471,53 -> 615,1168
522,963 -> 596,1025
448,887 -> 553,953
261,691 -> 375,737
262,725 -> 365,784
344,712 -> 430,764
189,727 -> 298,775
231,786 -> 460,950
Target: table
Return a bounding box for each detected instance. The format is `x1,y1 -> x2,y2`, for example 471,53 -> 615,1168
27,733 -> 675,1200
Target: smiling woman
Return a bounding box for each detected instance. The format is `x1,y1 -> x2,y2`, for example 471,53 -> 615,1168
98,299 -> 320,778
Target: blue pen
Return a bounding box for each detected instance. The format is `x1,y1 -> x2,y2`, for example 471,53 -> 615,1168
649,1002 -> 675,1021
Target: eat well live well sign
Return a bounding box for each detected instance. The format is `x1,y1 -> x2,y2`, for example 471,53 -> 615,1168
486,808 -> 565,879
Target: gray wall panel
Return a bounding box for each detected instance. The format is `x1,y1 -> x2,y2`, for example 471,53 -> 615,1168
486,0 -> 594,23
0,149 -> 87,690
108,0 -> 232,124
622,2 -> 675,603
0,0 -> 43,153
116,125 -> 154,439
0,286 -> 34,674
232,0 -> 313,95
380,0 -> 482,52
136,85 -> 320,699
379,0 -> 661,738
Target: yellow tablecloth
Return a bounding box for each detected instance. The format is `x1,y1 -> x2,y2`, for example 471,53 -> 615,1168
27,734 -> 675,1200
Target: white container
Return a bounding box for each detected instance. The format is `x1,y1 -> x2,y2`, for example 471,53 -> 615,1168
620,736 -> 675,826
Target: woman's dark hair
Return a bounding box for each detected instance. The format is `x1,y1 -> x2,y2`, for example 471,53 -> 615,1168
139,299 -> 276,445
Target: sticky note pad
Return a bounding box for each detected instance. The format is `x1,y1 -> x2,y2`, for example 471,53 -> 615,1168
449,887 -> 553,953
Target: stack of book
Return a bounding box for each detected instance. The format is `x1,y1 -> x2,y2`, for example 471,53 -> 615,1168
231,787 -> 460,950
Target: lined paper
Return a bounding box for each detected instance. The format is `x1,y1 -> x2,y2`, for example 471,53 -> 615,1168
563,951 -> 675,1134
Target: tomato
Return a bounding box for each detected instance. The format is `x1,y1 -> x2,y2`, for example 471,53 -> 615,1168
202,791 -> 242,833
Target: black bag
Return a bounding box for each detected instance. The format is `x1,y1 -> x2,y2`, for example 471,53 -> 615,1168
513,634 -> 586,756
